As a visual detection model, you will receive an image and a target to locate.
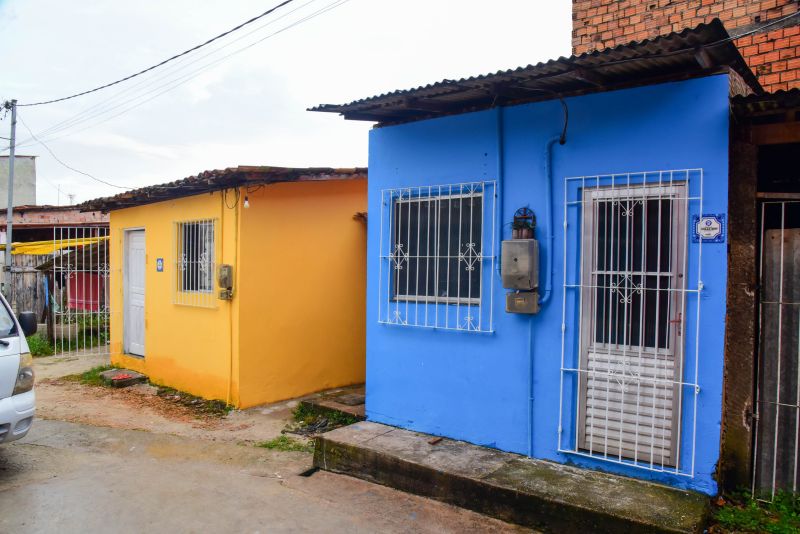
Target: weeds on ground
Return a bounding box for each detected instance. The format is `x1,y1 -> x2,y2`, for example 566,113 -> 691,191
155,386 -> 232,417
293,403 -> 358,427
27,333 -> 54,357
285,403 -> 359,437
62,364 -> 116,387
255,435 -> 314,453
712,491 -> 800,534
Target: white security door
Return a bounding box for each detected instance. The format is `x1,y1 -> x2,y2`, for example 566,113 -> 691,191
124,230 -> 146,356
578,184 -> 687,467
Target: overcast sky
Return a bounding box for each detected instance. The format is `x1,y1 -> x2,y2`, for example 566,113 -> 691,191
0,0 -> 571,205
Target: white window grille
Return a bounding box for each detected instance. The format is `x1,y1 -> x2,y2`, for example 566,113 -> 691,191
378,181 -> 496,332
173,219 -> 216,307
558,169 -> 704,477
752,200 -> 800,500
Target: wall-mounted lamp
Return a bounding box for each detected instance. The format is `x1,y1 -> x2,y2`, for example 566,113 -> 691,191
243,195 -> 250,209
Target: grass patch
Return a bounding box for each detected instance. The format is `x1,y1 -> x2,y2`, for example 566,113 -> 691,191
27,333 -> 54,357
293,403 -> 358,427
712,491 -> 800,534
256,435 -> 314,453
63,364 -> 115,387
285,402 -> 359,437
155,386 -> 232,417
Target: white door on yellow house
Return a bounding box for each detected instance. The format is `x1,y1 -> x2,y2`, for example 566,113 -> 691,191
124,230 -> 146,356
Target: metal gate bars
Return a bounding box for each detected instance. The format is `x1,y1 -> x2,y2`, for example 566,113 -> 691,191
753,200 -> 800,500
47,226 -> 111,357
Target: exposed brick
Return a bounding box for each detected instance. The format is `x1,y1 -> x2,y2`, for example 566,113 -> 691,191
758,41 -> 775,53
571,0 -> 800,93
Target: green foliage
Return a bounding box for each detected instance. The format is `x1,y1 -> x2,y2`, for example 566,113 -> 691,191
714,491 -> 800,534
63,365 -> 115,387
292,403 -> 358,427
255,435 -> 314,453
51,312 -> 109,353
27,333 -> 54,357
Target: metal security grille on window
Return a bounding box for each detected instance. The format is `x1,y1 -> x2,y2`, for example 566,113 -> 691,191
173,219 -> 216,308
378,182 -> 496,332
558,169 -> 704,477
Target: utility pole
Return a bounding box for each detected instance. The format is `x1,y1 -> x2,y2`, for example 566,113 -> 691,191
3,99 -> 16,298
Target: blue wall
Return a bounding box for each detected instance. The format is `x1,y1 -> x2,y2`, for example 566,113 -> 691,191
365,75 -> 730,495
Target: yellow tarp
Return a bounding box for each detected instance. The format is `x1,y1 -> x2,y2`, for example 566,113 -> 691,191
0,236 -> 108,255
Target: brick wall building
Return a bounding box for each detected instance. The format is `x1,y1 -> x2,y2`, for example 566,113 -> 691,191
572,0 -> 800,92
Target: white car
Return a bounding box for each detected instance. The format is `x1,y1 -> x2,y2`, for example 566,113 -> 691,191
0,294 -> 36,444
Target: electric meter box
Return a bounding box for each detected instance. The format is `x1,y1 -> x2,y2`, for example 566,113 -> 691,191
217,264 -> 234,300
501,239 -> 539,290
506,291 -> 540,314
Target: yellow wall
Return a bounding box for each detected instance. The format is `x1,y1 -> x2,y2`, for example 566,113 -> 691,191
110,178 -> 366,409
109,191 -> 242,405
237,179 -> 367,408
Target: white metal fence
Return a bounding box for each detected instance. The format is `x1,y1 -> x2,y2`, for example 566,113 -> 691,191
50,226 -> 111,357
377,181 -> 496,333
753,200 -> 800,500
558,169 -> 704,477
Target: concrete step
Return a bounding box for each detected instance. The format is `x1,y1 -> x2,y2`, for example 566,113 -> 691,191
314,421 -> 709,533
300,385 -> 365,421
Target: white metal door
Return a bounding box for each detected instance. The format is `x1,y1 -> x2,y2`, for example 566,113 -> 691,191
124,230 -> 145,356
578,184 -> 687,467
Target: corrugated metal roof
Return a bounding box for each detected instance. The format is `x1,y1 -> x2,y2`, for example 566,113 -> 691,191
732,88 -> 800,117
310,19 -> 760,126
80,166 -> 367,212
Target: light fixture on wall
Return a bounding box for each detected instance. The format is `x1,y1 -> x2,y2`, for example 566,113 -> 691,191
243,195 -> 250,209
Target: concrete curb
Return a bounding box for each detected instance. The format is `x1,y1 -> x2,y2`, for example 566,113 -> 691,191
314,422 -> 709,533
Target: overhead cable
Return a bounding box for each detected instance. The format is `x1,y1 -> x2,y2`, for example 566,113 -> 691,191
18,0 -> 297,107
17,114 -> 130,189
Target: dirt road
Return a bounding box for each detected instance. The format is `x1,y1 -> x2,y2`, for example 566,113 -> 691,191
0,354 -> 527,533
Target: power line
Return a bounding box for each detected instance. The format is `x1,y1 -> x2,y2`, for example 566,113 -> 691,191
8,0 -> 352,151
22,0 -> 323,143
18,0 -> 297,107
17,113 -> 130,189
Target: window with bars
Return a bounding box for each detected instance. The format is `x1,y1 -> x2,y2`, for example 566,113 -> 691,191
378,182 -> 496,332
392,192 -> 482,303
173,219 -> 216,307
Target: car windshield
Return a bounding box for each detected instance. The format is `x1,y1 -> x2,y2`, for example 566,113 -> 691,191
0,302 -> 16,337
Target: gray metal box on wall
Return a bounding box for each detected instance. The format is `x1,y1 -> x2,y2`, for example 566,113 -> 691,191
506,291 -> 539,314
501,239 -> 539,290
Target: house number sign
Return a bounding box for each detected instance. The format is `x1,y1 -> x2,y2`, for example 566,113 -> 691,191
692,214 -> 725,243
156,258 -> 164,272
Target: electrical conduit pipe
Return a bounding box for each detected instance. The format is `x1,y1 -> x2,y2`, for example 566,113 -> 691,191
529,134 -> 565,457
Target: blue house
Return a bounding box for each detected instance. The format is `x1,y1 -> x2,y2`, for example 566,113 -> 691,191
312,21 -> 767,496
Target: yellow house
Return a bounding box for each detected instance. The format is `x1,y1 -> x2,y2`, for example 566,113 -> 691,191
83,166 -> 367,409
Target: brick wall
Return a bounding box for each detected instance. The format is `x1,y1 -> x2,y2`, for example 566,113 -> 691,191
572,0 -> 800,92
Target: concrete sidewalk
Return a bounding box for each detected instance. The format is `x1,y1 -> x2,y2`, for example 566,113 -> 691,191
315,421 -> 709,533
